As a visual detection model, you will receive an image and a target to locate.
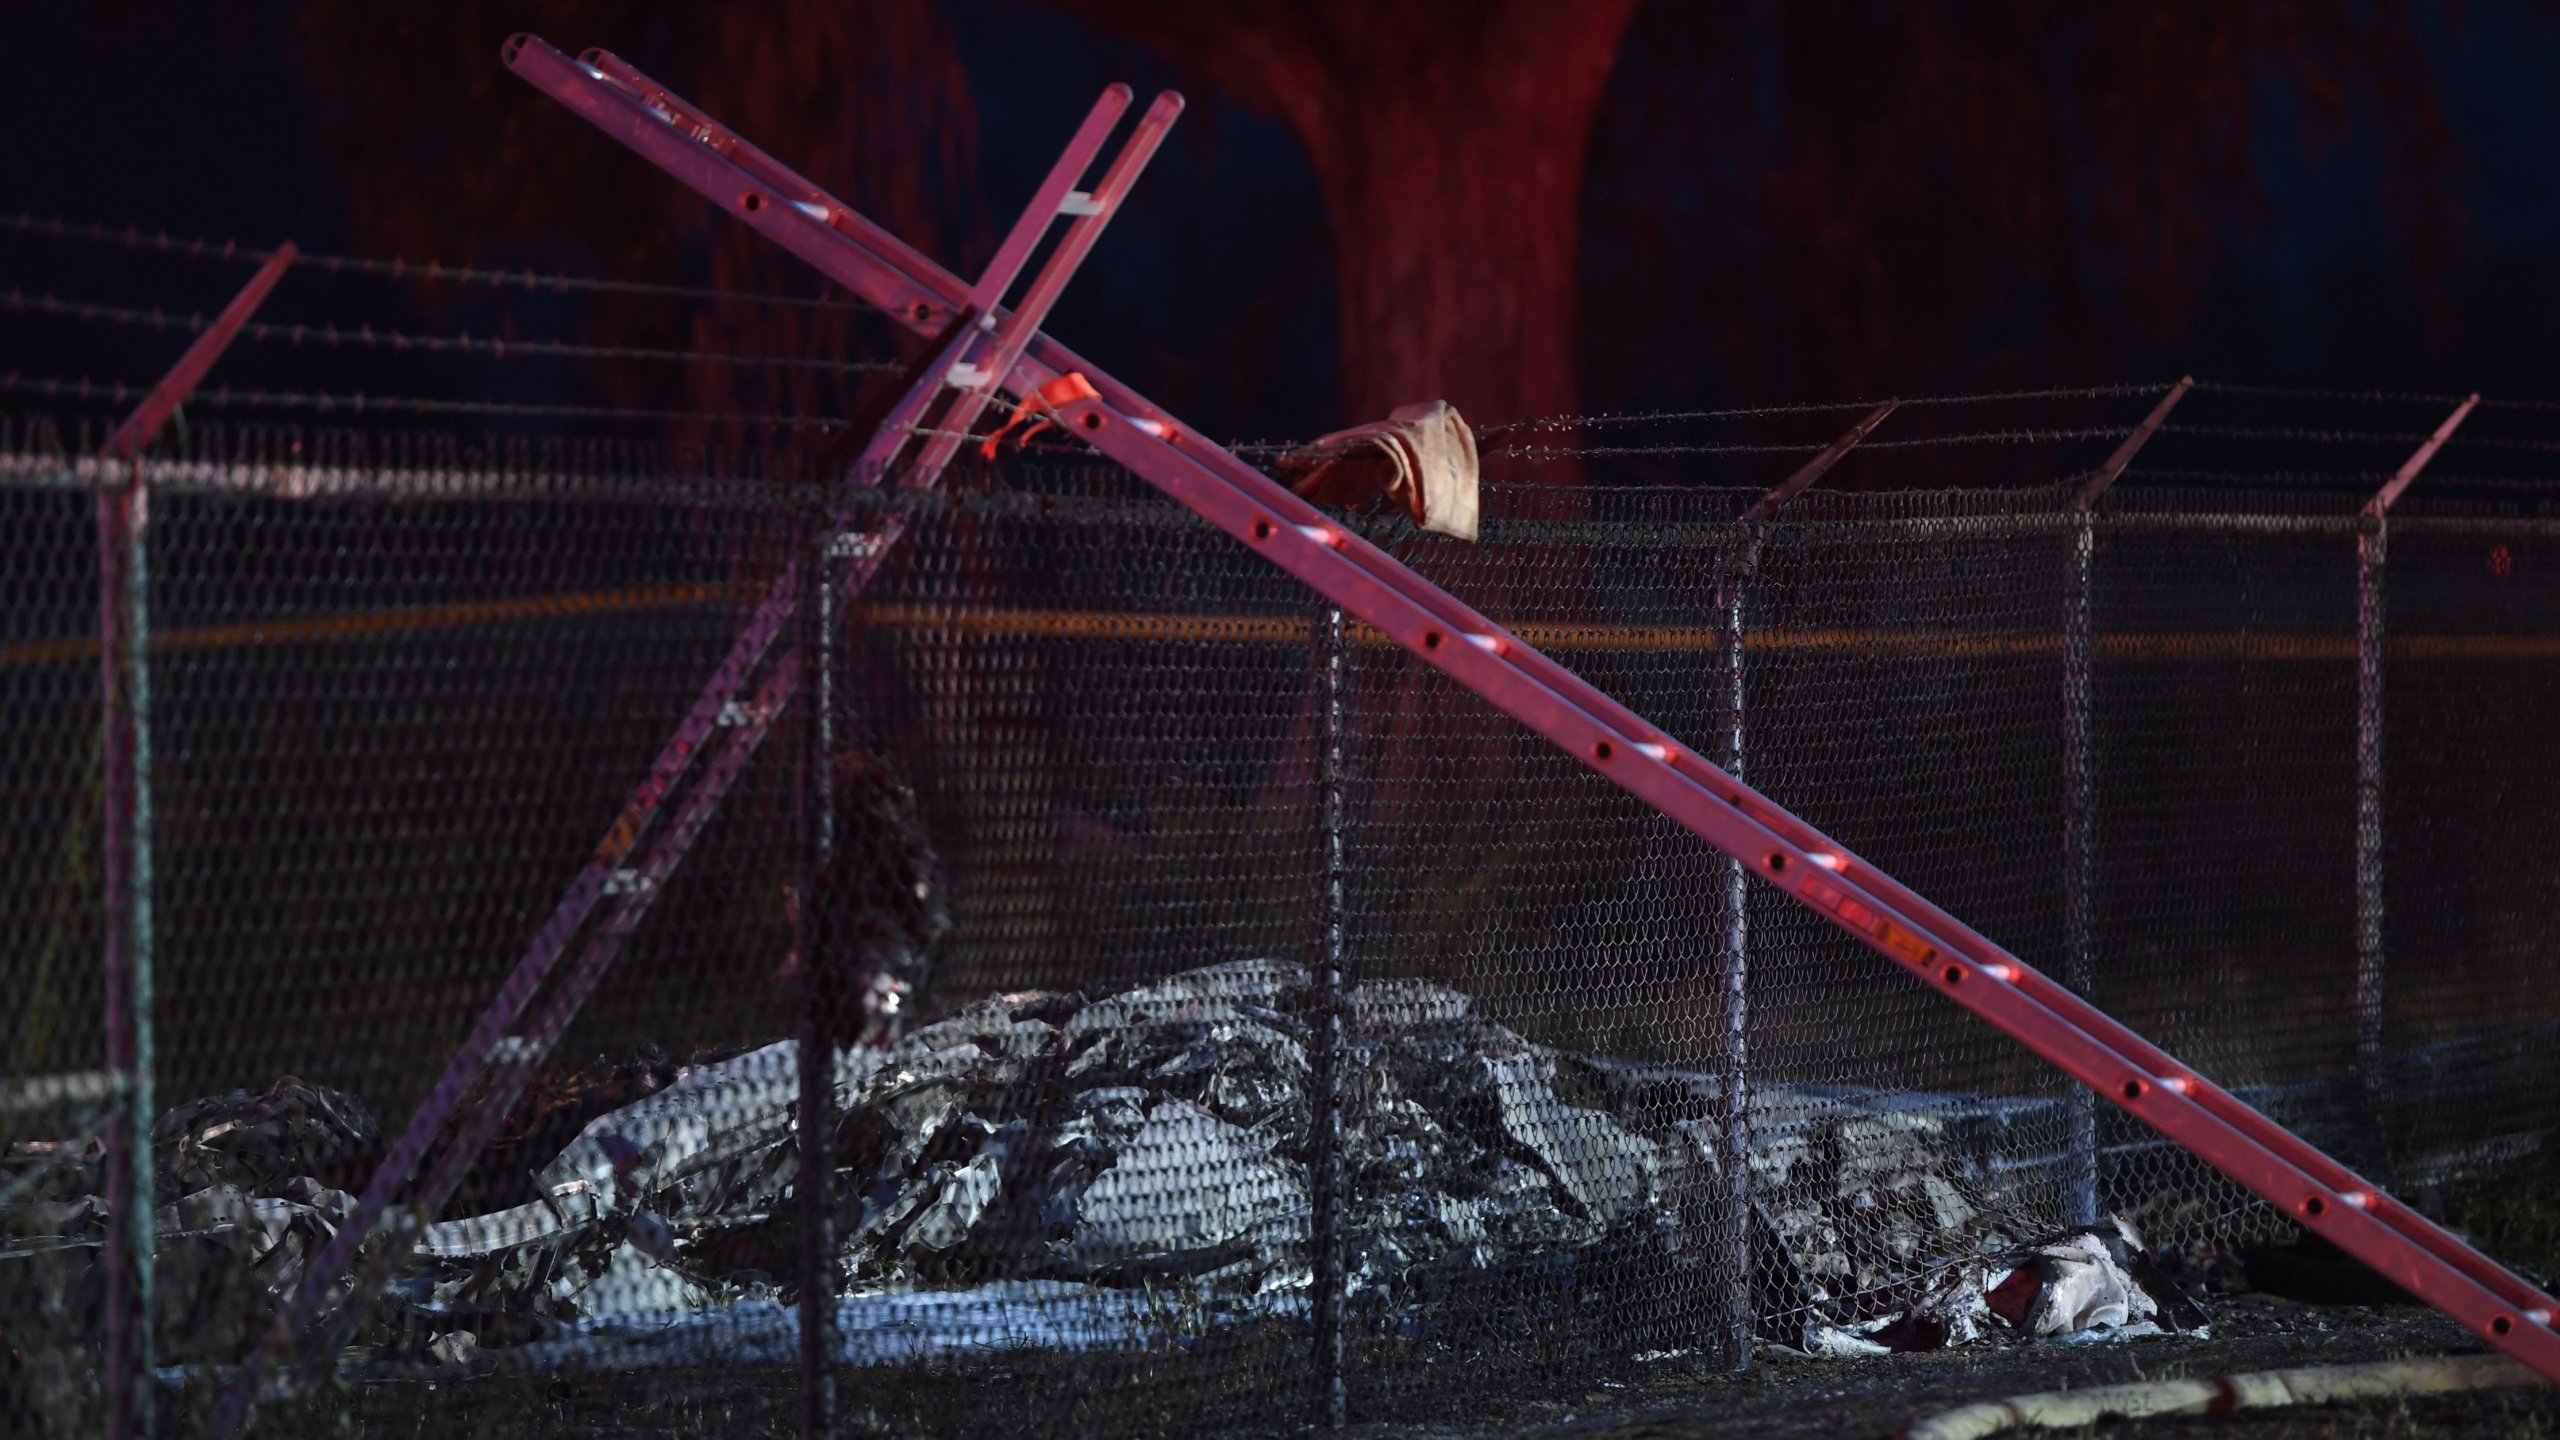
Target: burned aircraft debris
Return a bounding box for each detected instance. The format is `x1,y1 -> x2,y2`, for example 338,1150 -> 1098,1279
4,963 -> 2208,1371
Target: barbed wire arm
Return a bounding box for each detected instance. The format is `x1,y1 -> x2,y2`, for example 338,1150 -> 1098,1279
1735,399 -> 1899,524
2075,377 -> 2192,512
2364,394 -> 2480,519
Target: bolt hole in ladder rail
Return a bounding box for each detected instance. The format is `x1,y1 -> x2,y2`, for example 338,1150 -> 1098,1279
234,33 -> 2560,1423
212,63 -> 1179,1432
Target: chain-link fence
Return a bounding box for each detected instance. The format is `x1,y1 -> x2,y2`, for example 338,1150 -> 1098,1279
4,414 -> 2558,1437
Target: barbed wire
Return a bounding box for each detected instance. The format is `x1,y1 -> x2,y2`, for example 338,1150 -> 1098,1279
2124,466 -> 2560,494
2163,421 -> 2560,455
1484,424 -> 2136,460
1477,382 -> 2177,438
2121,466 -> 2384,487
1859,425 -> 2136,451
1485,439 -> 1832,459
0,372 -> 846,431
2192,379 -> 2560,414
1,211 -> 887,316
2163,422 -> 2435,446
1,287 -> 903,376
17,212 -> 2560,427
1479,401 -> 1877,437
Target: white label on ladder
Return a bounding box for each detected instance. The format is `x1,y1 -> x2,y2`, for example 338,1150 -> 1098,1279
716,699 -> 766,727
828,532 -> 884,562
486,1036 -> 537,1067
1057,190 -> 1105,216
602,869 -> 652,896
946,362 -> 992,389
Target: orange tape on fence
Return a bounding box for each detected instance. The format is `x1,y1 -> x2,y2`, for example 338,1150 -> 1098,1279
847,604 -> 2560,663
9,592 -> 2559,667
0,582 -> 748,666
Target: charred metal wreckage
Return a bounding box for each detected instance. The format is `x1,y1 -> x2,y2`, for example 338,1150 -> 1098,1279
6,962 -> 2208,1390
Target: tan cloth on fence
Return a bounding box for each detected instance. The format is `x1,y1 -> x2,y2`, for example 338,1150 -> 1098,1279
1277,400 -> 1479,541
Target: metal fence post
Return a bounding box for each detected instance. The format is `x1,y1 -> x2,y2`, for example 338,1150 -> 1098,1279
1309,599 -> 1350,1428
2058,510 -> 2100,1227
2060,377 -> 2191,1227
1713,547 -> 1754,1369
796,489 -> 840,1440
2354,395 -> 2479,1138
95,454 -> 158,1440
2352,518 -> 2386,1122
89,243 -> 295,1440
1718,400 -> 1894,1367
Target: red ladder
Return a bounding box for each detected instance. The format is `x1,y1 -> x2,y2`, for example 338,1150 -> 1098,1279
211,70 -> 1180,1432
500,33 -> 2560,1381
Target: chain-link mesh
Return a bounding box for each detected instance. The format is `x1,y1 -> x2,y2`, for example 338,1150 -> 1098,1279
3,475 -> 112,1430
4,416 -> 2557,1437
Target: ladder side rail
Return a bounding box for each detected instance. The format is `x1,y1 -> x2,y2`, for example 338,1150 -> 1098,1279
1725,776 -> 2555,1314
1038,384 -> 2560,1374
574,44 -> 978,333
224,505 -> 926,1428
870,77 -> 1131,481
892,80 -> 1142,482
415,657 -> 800,1227
244,546 -> 795,1341
213,561 -> 795,1428
957,84 -> 1133,317
906,91 -> 1183,483
279,654 -> 803,1380
506,38 -> 955,331
219,236 -> 989,1435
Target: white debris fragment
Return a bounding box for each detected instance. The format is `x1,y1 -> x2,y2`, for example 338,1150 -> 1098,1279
2017,1230 -> 2150,1334
1061,1100 -> 1305,1274
1806,1322 -> 1896,1358
905,1152 -> 1002,1254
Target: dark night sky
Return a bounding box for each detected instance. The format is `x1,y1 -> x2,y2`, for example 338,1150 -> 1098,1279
6,1 -> 2560,453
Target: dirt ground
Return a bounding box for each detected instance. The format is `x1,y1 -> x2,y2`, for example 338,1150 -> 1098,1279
146,1154 -> 2560,1439
154,1296 -> 2555,1440
1430,1298 -> 2558,1440
1424,1150 -> 2560,1440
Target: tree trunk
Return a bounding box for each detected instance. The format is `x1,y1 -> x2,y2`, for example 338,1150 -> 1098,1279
1060,0 -> 1637,433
